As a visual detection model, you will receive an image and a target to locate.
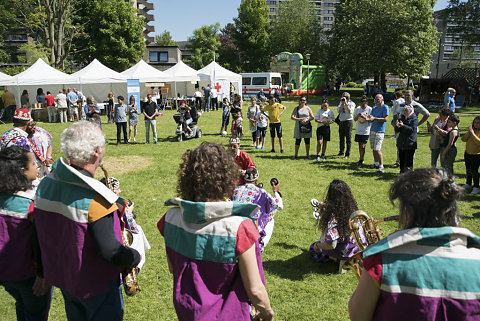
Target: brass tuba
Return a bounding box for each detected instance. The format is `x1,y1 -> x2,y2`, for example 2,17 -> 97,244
349,210 -> 399,251
100,165 -> 141,296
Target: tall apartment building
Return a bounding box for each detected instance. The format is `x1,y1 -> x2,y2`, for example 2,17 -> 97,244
126,0 -> 155,44
265,0 -> 340,29
431,9 -> 480,78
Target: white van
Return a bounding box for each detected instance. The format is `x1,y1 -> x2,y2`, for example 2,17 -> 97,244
240,72 -> 282,97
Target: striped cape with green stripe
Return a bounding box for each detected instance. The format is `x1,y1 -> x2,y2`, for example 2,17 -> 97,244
163,198 -> 259,263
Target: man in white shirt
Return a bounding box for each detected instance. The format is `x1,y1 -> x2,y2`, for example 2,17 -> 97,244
55,89 -> 68,123
211,89 -> 218,111
193,89 -> 203,109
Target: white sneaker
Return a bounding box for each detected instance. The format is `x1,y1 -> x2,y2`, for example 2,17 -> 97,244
316,156 -> 321,162
471,187 -> 480,194
378,166 -> 385,173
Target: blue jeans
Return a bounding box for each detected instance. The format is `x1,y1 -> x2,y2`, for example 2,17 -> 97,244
0,276 -> 52,321
204,96 -> 211,112
431,148 -> 441,167
145,119 -> 157,143
61,278 -> 123,321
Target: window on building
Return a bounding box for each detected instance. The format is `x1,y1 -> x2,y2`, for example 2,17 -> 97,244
266,0 -> 277,4
444,46 -> 454,51
325,2 -> 335,7
270,7 -> 275,12
149,51 -> 168,62
6,34 -> 28,42
323,23 -> 333,28
324,16 -> 333,21
324,9 -> 334,14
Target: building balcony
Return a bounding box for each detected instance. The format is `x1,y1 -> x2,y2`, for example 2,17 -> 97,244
140,1 -> 154,11
145,35 -> 154,44
144,24 -> 155,33
142,12 -> 154,21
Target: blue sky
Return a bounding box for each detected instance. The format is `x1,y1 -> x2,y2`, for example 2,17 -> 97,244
151,0 -> 450,41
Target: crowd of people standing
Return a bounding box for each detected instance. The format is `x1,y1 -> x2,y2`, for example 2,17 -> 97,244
2,80 -> 480,320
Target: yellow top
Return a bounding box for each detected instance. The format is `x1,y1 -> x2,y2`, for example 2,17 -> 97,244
462,130 -> 480,155
1,91 -> 16,107
264,103 -> 285,124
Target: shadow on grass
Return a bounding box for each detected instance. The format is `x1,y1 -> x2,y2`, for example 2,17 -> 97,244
263,242 -> 338,279
252,154 -> 296,160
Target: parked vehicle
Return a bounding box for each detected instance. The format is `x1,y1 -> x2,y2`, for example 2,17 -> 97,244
240,72 -> 282,98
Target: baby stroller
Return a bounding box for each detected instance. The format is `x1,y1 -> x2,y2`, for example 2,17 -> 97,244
173,103 -> 202,142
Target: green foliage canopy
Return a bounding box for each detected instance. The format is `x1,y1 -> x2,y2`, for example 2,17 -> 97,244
269,0 -> 324,65
186,24 -> 221,70
0,1 -> 18,64
445,0 -> 480,46
328,0 -> 438,81
233,0 -> 271,72
218,23 -> 242,72
72,0 -> 145,72
155,31 -> 178,47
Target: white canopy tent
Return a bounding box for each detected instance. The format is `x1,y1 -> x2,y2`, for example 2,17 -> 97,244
71,59 -> 126,103
121,59 -> 170,98
0,71 -> 14,86
197,61 -> 242,101
163,61 -> 199,98
6,58 -> 79,107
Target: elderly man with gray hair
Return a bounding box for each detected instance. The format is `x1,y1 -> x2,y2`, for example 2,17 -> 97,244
33,121 -> 140,320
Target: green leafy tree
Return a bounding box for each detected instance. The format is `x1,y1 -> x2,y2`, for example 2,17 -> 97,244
233,0 -> 271,71
186,24 -> 220,70
445,0 -> 480,46
450,47 -> 478,68
328,0 -> 438,88
72,0 -> 145,71
218,23 -> 241,72
155,30 -> 178,47
14,0 -> 77,69
269,0 -> 324,65
0,1 -> 18,64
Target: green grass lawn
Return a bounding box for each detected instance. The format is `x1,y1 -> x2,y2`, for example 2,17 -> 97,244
1,94 -> 480,320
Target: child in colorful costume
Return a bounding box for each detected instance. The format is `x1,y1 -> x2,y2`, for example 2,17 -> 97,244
309,180 -> 360,270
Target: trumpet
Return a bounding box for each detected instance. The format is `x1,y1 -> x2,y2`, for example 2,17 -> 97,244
349,210 -> 399,251
100,165 -> 141,296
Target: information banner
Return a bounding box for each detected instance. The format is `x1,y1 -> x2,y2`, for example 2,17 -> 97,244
127,79 -> 141,113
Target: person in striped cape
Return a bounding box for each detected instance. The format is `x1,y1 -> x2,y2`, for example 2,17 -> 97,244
349,168 -> 480,321
158,142 -> 274,321
0,146 -> 51,320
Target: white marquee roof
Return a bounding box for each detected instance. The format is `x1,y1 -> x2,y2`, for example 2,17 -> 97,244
121,59 -> 169,82
163,61 -> 199,82
197,61 -> 241,82
10,58 -> 78,85
71,59 -> 126,84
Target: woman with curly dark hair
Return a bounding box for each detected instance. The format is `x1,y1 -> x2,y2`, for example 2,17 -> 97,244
158,142 -> 274,321
350,168 -> 480,321
0,146 -> 51,320
309,179 -> 360,271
